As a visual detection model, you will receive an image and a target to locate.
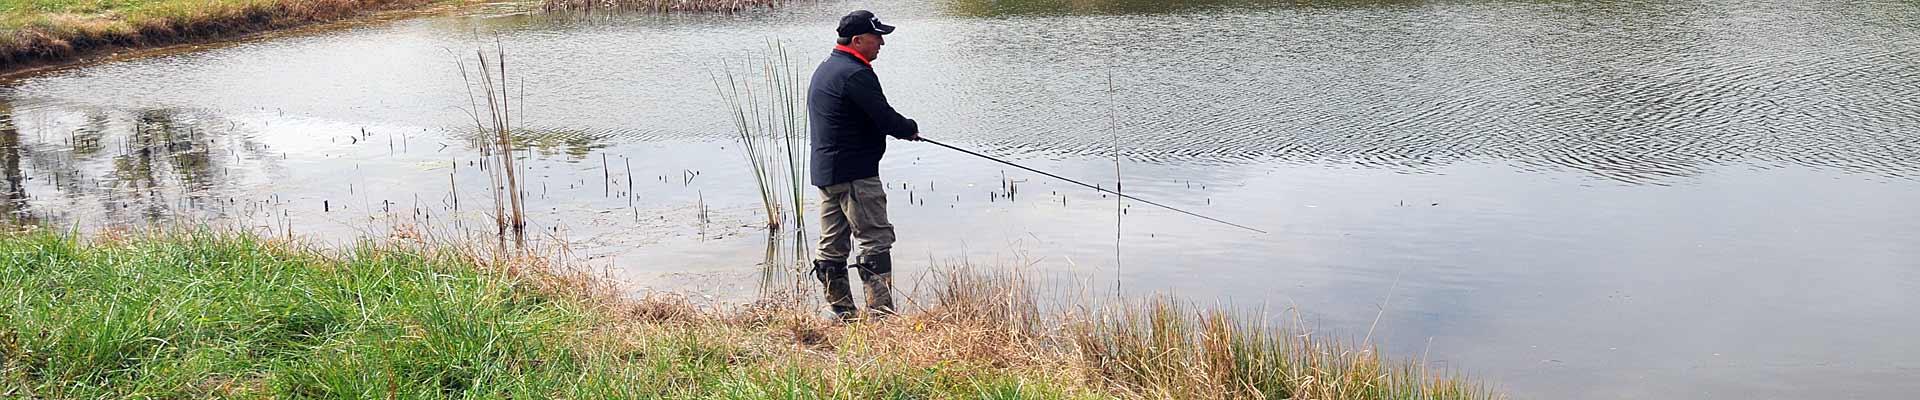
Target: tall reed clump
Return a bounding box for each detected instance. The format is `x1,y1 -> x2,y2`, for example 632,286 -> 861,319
715,41 -> 809,236
456,45 -> 528,250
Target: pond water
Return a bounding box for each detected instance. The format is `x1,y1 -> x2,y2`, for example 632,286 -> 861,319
2,0 -> 1917,397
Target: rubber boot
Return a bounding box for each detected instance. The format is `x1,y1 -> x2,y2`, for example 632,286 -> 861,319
855,253 -> 896,319
812,259 -> 857,321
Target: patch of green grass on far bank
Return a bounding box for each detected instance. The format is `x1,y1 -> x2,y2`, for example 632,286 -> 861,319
0,229 -> 1499,399
0,0 -> 437,68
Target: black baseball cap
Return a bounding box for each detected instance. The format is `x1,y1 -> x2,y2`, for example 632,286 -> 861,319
836,10 -> 896,38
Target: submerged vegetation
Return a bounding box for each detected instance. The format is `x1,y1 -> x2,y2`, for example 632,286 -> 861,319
0,229 -> 1499,399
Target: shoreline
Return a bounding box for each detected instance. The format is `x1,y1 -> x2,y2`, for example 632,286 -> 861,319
0,0 -> 454,78
0,228 -> 1499,399
0,0 -> 782,79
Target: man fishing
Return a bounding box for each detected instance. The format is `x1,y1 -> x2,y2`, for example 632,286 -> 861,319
809,10 -> 921,321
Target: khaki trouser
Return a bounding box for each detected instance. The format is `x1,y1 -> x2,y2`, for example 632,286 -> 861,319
816,177 -> 894,263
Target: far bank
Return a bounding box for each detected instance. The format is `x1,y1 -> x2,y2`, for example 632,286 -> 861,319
0,0 -> 774,77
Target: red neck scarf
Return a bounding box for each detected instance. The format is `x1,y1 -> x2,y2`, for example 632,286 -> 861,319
834,44 -> 872,66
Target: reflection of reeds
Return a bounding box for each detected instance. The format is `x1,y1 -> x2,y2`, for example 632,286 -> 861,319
714,41 -> 808,236
456,46 -> 528,249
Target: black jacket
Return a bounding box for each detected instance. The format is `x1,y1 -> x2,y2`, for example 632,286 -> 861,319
809,49 -> 918,187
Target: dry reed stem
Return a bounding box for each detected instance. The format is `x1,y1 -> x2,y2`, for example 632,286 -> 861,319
714,41 -> 808,235
453,45 -> 529,250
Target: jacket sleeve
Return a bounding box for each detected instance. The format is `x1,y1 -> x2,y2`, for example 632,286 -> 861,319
845,69 -> 919,139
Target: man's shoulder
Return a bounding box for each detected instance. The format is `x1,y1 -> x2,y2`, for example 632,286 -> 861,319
826,51 -> 876,69
814,59 -> 872,90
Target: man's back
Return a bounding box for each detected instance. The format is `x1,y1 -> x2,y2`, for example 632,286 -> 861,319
808,49 -> 917,188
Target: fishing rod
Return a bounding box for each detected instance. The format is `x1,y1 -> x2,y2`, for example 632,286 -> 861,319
919,138 -> 1268,234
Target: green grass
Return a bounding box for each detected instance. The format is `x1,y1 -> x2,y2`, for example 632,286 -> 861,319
0,229 -> 1498,399
0,0 -> 409,32
0,0 -> 438,67
0,230 -> 1094,399
0,0 -> 208,25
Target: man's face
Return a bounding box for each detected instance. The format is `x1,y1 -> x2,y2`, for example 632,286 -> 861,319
850,33 -> 885,61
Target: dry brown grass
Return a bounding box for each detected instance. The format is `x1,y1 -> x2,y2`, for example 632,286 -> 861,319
519,258 -> 1500,400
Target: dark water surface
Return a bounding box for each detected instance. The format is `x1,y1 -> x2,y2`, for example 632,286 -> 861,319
2,0 -> 1918,397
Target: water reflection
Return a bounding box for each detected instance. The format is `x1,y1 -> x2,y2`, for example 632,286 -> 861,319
0,104 -> 274,229
11,1 -> 1917,185
0,89 -> 762,258
942,0 -> 1286,16
928,0 -> 1920,184
0,100 -> 32,224
755,229 -> 811,300
454,128 -> 613,161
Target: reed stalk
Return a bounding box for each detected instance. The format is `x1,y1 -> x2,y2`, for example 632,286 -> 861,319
714,41 -> 809,242
455,45 -> 529,250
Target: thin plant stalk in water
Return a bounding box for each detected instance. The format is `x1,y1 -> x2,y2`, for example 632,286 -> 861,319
455,45 -> 529,251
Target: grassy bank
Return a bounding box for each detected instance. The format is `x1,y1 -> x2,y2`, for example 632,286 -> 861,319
0,0 -> 784,71
0,0 -> 444,70
0,230 -> 1497,399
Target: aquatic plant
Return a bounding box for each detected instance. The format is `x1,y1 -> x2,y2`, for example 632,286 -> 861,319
455,45 -> 528,250
713,41 -> 808,236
